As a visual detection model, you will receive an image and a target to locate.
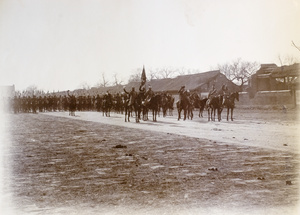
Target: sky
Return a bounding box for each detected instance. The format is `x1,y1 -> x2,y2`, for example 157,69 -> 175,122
0,0 -> 300,92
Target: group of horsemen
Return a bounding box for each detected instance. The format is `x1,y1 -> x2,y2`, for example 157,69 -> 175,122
178,84 -> 230,106
10,82 -> 233,120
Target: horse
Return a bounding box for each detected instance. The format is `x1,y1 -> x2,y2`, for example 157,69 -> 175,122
206,95 -> 223,121
223,92 -> 239,121
199,98 -> 208,117
189,92 -> 205,120
176,94 -> 190,121
148,93 -> 162,122
102,93 -> 113,117
167,95 -> 175,116
124,91 -> 143,123
186,94 -> 197,120
124,99 -> 131,122
161,94 -> 174,117
67,92 -> 76,116
141,96 -> 150,121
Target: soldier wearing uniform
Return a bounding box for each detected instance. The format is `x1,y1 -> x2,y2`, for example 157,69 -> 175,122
123,86 -> 137,106
219,84 -> 229,105
178,85 -> 186,102
145,86 -> 154,102
207,85 -> 217,105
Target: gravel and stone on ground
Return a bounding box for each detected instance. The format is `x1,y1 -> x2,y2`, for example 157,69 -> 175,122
0,109 -> 299,215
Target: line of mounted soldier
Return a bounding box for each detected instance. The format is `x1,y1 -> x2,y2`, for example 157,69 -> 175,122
10,83 -> 239,122
10,88 -> 175,122
176,84 -> 239,121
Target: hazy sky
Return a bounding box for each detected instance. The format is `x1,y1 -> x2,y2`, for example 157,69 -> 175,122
0,0 -> 299,92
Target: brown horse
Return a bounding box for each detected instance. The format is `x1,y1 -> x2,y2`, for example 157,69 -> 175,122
161,94 -> 174,117
148,93 -> 162,122
223,92 -> 239,121
124,92 -> 143,123
176,93 -> 190,121
199,98 -> 208,117
206,96 -> 223,121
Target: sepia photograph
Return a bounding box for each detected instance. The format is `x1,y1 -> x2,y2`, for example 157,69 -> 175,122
0,0 -> 300,214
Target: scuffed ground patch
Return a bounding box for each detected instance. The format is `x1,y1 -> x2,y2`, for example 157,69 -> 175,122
4,113 -> 300,214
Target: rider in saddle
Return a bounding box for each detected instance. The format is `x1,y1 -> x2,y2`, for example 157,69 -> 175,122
123,86 -> 137,105
219,84 -> 229,105
145,85 -> 154,102
207,85 -> 217,104
139,84 -> 146,100
178,85 -> 186,102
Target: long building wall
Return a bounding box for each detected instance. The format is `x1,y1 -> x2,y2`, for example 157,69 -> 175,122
236,90 -> 298,109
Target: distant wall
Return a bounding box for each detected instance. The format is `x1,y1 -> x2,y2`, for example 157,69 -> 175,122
236,90 -> 298,109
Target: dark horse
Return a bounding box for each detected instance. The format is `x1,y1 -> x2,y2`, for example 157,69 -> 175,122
199,98 -> 208,117
189,93 -> 207,118
124,92 -> 143,123
102,93 -> 113,117
223,92 -> 239,121
161,94 -> 174,117
148,93 -> 162,122
176,94 -> 190,121
206,96 -> 223,121
67,91 -> 76,116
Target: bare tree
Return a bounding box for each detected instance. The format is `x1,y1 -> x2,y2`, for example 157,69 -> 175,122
25,85 -> 38,96
278,54 -> 299,66
217,58 -> 260,88
127,68 -> 142,83
158,67 -> 175,78
79,82 -> 91,90
292,41 -> 300,52
99,72 -> 109,87
113,73 -> 123,86
148,68 -> 158,80
174,67 -> 185,76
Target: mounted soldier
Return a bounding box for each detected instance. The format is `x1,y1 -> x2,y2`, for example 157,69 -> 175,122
145,85 -> 154,101
218,84 -> 230,105
123,86 -> 137,106
207,84 -> 217,105
178,85 -> 186,101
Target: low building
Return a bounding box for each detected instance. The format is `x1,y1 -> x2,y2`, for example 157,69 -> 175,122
126,70 -> 240,99
238,63 -> 300,108
250,63 -> 300,92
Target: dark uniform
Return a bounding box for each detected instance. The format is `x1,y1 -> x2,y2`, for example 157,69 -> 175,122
123,87 -> 137,106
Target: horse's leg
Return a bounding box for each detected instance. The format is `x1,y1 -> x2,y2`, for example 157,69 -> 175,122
127,107 -> 131,122
231,108 -> 234,121
135,109 -> 139,123
207,108 -> 210,121
226,107 -> 229,121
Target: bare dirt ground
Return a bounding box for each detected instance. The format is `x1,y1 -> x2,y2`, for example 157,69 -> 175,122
1,108 -> 300,215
